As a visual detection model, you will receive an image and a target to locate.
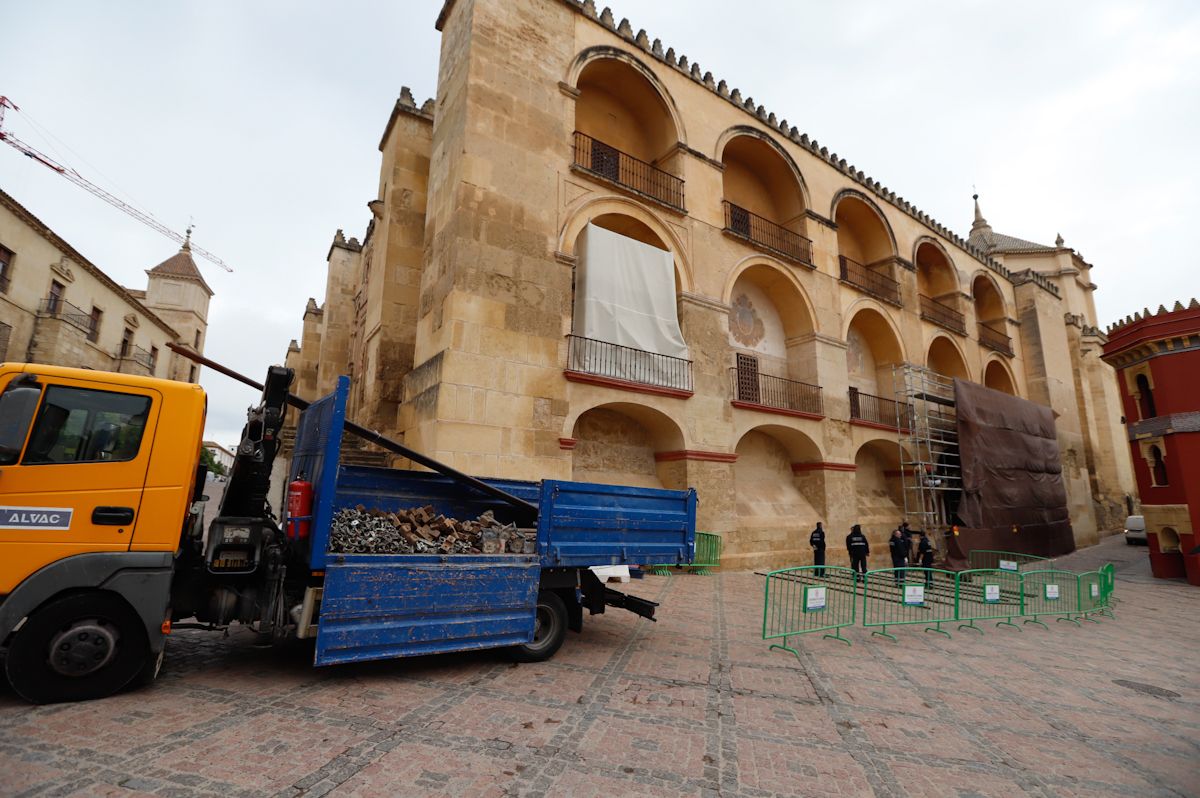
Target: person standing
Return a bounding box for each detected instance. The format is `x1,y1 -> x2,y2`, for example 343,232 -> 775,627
917,531 -> 935,588
810,522 -> 826,576
899,520 -> 914,560
889,528 -> 908,585
846,524 -> 870,580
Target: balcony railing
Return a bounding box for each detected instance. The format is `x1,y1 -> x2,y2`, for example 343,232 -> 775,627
849,387 -> 914,430
729,368 -> 823,416
978,323 -> 1014,356
722,201 -> 813,266
572,131 -> 685,211
839,256 -> 901,306
121,344 -> 155,370
919,294 -> 966,335
567,334 -> 692,392
38,297 -> 94,336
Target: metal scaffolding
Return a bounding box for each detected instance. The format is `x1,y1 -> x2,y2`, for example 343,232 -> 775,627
891,364 -> 961,543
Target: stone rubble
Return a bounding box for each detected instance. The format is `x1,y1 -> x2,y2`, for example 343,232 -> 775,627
327,505 -> 536,555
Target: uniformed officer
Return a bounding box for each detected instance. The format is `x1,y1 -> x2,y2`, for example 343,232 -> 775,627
888,528 -> 908,585
846,524 -> 870,579
899,520 -> 914,559
810,522 -> 826,576
917,531 -> 935,587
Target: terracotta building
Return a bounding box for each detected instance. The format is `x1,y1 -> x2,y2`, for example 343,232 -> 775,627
0,187 -> 211,381
287,0 -> 1135,569
1102,301 -> 1200,586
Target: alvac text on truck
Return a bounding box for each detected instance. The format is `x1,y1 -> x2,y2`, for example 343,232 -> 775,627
0,356 -> 696,704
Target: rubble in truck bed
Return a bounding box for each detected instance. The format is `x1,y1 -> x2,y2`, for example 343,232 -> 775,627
327,506 -> 537,555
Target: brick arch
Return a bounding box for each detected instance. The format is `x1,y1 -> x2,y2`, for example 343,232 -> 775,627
566,45 -> 687,147
558,195 -> 694,293
926,333 -> 971,381
722,255 -> 817,338
831,189 -> 898,259
714,125 -> 811,212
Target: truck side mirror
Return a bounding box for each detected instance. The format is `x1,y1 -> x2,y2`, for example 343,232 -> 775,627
0,379 -> 42,465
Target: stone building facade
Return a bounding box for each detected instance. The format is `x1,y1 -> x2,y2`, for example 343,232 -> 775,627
1102,300 -> 1200,586
0,187 -> 211,381
287,0 -> 1135,569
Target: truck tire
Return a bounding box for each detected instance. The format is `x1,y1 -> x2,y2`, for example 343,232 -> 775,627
4,592 -> 150,704
509,590 -> 568,663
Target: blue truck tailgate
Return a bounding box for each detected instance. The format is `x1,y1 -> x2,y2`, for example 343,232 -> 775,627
316,554 -> 539,665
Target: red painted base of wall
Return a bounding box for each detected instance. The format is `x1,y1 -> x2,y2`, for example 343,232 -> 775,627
1148,535 -> 1187,580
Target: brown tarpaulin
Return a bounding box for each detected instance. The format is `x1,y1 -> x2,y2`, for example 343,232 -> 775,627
949,379 -> 1074,563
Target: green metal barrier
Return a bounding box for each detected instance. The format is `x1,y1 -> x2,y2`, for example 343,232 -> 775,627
652,532 -> 722,576
1100,562 -> 1118,611
1020,569 -> 1081,628
1076,571 -> 1105,623
861,568 -> 958,641
966,550 -> 1053,573
955,568 -> 1024,633
763,565 -> 857,652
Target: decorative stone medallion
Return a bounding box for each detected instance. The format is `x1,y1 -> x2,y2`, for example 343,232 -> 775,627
731,293 -> 766,348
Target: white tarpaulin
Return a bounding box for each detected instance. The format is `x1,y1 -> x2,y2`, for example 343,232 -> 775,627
572,223 -> 689,388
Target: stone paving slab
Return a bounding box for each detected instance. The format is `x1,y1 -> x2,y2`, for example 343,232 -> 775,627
1,535 -> 1197,797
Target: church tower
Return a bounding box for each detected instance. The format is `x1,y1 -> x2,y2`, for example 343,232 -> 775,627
141,230 -> 213,381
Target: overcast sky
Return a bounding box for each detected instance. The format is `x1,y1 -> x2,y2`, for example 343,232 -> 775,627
2,1 -> 1196,446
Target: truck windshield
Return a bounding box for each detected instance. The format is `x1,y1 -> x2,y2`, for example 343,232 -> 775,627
0,378 -> 42,465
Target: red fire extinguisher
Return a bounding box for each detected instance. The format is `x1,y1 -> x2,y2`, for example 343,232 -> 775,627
287,474 -> 313,540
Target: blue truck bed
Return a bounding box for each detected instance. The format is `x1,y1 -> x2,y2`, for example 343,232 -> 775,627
289,377 -> 696,665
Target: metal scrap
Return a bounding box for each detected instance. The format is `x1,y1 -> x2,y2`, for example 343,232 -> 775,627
327,505 -> 536,555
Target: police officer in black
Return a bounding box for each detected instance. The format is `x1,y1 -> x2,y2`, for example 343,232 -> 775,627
888,528 -> 908,585
810,522 -> 826,576
899,520 -> 914,560
917,531 -> 935,587
846,524 -> 870,579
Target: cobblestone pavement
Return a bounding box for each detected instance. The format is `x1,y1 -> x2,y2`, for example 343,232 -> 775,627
2,535 -> 1197,797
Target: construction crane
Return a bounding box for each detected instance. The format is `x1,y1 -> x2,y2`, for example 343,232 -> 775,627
0,96 -> 232,273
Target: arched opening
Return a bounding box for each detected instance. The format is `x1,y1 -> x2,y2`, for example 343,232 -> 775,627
570,403 -> 685,489
1135,372 -> 1157,419
927,336 -> 969,381
568,216 -> 691,390
973,274 -> 1012,356
720,134 -> 811,264
574,57 -> 683,209
846,307 -> 908,427
983,359 -> 1017,395
854,439 -> 907,558
1149,445 -> 1168,486
727,264 -> 820,413
915,241 -> 965,334
732,426 -> 823,565
1160,527 -> 1181,553
835,194 -> 900,305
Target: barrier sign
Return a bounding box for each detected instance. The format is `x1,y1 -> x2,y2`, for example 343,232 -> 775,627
984,583 -> 1001,603
999,560 -> 1018,572
804,586 -> 827,613
903,585 -> 925,606
1090,583 -> 1100,598
1045,583 -> 1060,600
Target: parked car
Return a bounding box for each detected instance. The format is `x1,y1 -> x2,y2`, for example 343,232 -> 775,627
1124,515 -> 1146,544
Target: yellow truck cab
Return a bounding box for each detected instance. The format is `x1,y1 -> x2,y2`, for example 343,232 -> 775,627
0,362 -> 206,702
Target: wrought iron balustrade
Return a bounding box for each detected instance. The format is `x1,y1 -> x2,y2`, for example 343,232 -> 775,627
849,387 -> 913,430
722,201 -> 813,265
729,367 -> 823,415
38,297 -> 94,335
977,323 -> 1014,356
567,334 -> 692,392
919,294 -> 966,335
839,255 -> 902,306
121,344 -> 155,370
572,131 -> 685,211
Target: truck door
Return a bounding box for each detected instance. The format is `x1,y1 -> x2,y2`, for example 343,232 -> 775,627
0,372 -> 159,594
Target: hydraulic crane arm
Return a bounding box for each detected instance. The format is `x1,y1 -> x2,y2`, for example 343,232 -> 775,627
168,344 -> 539,518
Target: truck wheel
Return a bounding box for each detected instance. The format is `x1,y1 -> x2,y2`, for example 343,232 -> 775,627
4,592 -> 149,704
509,591 -> 568,663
